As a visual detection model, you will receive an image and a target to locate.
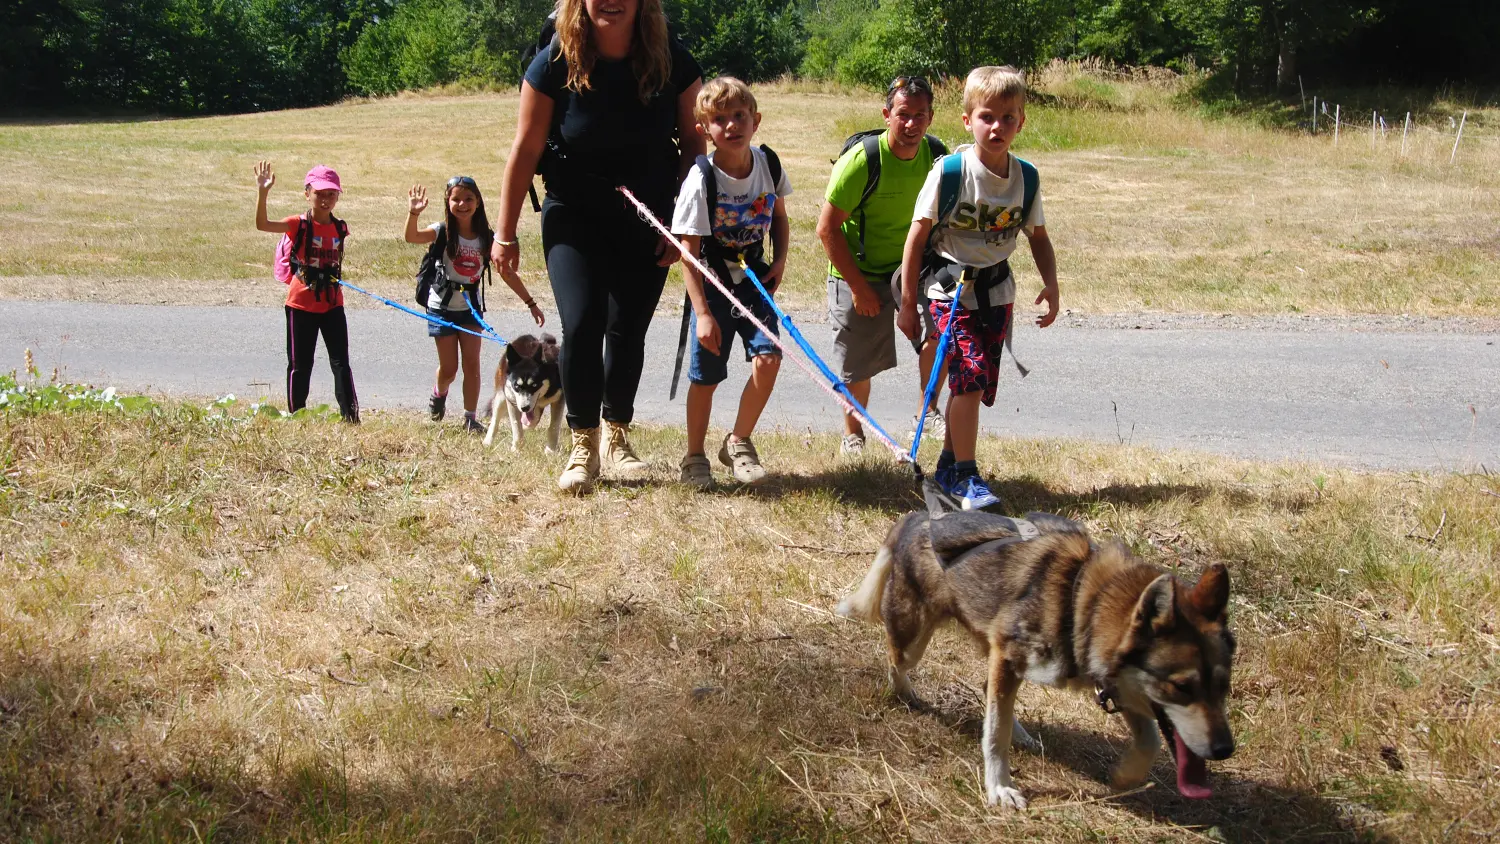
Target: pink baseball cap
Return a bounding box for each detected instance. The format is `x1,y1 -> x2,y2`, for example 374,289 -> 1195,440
304,165 -> 342,193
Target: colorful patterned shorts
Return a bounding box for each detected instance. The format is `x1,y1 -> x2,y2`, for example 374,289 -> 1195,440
928,300 -> 1013,407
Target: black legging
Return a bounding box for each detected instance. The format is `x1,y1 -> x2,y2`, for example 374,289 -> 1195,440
284,305 -> 358,420
541,198 -> 669,430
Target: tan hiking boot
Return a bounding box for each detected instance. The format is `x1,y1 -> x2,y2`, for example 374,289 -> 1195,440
558,427 -> 600,494
679,453 -> 713,489
718,434 -> 768,485
603,421 -> 649,478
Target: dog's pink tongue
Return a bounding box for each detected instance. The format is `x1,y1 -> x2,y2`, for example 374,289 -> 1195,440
1174,733 -> 1212,799
521,409 -> 539,428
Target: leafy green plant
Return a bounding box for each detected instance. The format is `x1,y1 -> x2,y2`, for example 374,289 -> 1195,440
0,372 -> 158,415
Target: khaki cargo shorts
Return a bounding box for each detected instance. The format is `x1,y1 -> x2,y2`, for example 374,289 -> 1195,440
828,272 -> 936,383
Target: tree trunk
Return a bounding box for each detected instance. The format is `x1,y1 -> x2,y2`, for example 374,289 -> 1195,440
1277,37 -> 1297,90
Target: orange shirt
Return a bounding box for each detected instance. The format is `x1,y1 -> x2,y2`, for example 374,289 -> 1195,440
281,215 -> 347,312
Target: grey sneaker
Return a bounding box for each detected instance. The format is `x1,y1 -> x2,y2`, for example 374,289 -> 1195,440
840,432 -> 866,458
916,406 -> 946,443
679,453 -> 713,489
718,434 -> 767,485
463,415 -> 485,434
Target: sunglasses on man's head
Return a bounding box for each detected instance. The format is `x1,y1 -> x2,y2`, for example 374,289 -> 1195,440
888,75 -> 931,93
447,175 -> 478,190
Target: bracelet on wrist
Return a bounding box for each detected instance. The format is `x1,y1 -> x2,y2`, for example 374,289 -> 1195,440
497,239 -> 518,247
523,298 -> 537,308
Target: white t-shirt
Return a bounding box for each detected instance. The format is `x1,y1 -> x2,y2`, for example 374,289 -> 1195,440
426,222 -> 487,312
913,145 -> 1045,307
670,146 -> 793,284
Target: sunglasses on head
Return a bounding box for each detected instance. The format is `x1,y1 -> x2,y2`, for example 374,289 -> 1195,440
447,175 -> 478,190
888,75 -> 931,93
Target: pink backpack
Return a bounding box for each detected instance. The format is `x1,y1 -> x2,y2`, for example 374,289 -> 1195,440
273,233 -> 295,283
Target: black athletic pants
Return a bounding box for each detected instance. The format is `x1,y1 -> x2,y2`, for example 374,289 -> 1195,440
284,305 -> 359,421
541,197 -> 669,430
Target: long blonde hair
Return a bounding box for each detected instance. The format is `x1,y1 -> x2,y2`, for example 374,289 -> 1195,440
554,0 -> 672,104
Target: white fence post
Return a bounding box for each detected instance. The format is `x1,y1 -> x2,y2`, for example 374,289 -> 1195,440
1451,110 -> 1468,165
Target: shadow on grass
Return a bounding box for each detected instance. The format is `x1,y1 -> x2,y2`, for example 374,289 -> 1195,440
684,460 -> 1282,520
0,111 -> 193,128
3,631 -> 1394,842
0,650 -> 828,841
915,695 -> 1388,843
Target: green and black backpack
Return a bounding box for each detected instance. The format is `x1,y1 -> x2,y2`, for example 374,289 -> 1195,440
834,130 -> 948,261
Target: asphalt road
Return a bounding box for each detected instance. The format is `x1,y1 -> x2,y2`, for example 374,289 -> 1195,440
3,301 -> 1496,472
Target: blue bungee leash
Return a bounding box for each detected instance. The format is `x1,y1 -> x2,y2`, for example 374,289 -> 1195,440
462,290 -> 507,344
736,255 -> 904,455
909,277 -> 966,462
336,279 -> 507,346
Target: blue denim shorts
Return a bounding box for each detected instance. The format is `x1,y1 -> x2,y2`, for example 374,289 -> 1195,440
687,280 -> 780,386
427,306 -> 481,338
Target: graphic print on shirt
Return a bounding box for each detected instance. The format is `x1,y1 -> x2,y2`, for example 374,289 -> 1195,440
447,240 -> 484,282
947,201 -> 1025,244
712,191 -> 779,252
298,228 -> 343,271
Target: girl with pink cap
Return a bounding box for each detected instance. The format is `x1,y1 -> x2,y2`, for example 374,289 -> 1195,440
253,160 -> 360,423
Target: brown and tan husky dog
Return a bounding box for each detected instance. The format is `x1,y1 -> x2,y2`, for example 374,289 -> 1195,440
837,510 -> 1236,810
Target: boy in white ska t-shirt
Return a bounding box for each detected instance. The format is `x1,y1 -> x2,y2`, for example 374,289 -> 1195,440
670,76 -> 792,488
897,66 -> 1061,511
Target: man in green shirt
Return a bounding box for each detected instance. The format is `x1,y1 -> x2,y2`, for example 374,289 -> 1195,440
818,76 -> 946,456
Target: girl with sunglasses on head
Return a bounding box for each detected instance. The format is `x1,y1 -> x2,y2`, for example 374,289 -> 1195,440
406,176 -> 544,432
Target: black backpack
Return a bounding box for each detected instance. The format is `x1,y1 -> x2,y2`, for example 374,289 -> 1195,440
415,223 -> 491,311
834,130 -> 948,261
521,12 -> 560,213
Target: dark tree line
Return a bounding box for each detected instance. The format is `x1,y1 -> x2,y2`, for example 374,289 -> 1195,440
1,0 -> 391,113
2,0 -> 1495,115
1069,0 -> 1500,93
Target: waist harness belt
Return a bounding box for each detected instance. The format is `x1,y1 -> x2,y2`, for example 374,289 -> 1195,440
923,256 -> 1010,327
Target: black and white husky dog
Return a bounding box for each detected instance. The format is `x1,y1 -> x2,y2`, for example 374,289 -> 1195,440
484,333 -> 563,452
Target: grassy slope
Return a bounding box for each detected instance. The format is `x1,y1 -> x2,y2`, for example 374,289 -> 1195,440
2,396 -> 1497,841
0,68 -> 1497,316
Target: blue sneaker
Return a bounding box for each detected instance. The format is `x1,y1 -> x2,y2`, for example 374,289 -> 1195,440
933,461 -> 958,492
951,473 -> 1003,511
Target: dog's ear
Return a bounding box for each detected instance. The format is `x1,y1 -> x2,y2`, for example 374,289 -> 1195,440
504,342 -> 523,368
1132,574 -> 1178,639
508,335 -> 537,363
1187,563 -> 1230,622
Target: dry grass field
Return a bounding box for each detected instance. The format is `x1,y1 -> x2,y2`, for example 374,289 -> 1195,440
1,64 -> 1497,316
2,381 -> 1498,841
